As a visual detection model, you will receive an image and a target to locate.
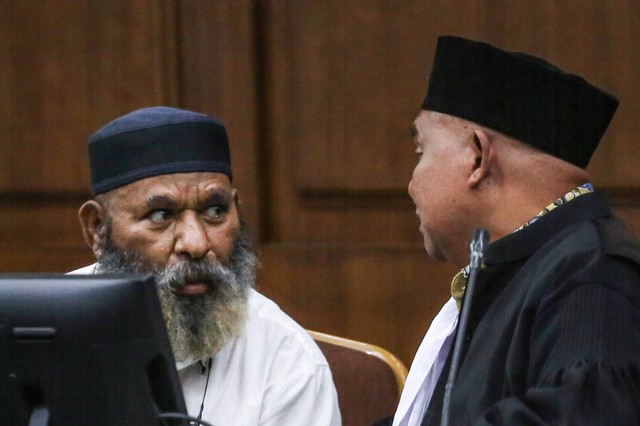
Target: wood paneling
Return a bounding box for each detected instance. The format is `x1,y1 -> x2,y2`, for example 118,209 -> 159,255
258,244 -> 458,365
262,1 -> 430,241
0,0 -> 179,193
264,2 -> 429,191
0,196 -> 94,272
2,0 -> 640,377
0,0 -> 179,272
262,0 -> 640,244
0,196 -> 85,245
178,0 -> 262,239
252,0 -> 640,364
0,246 -> 93,274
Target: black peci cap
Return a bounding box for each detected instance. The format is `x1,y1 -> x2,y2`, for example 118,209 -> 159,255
422,36 -> 619,168
88,106 -> 232,195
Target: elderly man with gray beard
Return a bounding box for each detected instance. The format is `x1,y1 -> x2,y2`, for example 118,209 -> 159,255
69,106 -> 341,426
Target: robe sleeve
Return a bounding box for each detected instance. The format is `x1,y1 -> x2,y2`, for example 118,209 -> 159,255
476,360 -> 640,425
475,280 -> 640,425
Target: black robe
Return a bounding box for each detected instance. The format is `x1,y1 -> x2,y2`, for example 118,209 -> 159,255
424,191 -> 640,425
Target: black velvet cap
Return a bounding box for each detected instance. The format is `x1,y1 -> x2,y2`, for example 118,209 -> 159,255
88,106 -> 232,195
422,36 -> 619,168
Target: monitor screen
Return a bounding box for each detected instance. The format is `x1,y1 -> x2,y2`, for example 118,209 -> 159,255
0,274 -> 187,425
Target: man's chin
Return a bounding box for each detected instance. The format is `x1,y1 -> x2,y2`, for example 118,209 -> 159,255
423,237 -> 446,262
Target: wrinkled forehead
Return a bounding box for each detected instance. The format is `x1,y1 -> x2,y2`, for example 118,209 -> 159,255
103,172 -> 233,206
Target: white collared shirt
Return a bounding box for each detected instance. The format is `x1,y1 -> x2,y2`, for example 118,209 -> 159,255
393,298 -> 458,426
69,264 -> 341,426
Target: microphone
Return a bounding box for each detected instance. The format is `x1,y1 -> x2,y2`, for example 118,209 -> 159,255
441,228 -> 489,426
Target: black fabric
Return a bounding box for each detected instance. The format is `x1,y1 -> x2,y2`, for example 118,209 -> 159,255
88,107 -> 232,195
422,191 -> 640,425
422,258 -> 526,425
422,36 -> 619,169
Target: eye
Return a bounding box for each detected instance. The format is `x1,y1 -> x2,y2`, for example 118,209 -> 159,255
148,209 -> 173,224
202,205 -> 228,221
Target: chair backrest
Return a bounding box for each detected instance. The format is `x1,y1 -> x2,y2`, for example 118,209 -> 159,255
308,330 -> 408,426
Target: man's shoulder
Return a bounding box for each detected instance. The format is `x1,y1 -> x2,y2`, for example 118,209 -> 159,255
244,289 -> 328,365
540,216 -> 640,259
542,217 -> 640,273
524,217 -> 640,301
246,288 -> 300,330
67,264 -> 97,275
595,216 -> 640,262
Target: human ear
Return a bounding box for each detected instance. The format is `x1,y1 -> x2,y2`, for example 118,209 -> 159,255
231,189 -> 241,212
468,129 -> 493,188
78,200 -> 106,257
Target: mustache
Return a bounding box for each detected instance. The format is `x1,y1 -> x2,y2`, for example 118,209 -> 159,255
158,258 -> 234,293
94,218 -> 258,360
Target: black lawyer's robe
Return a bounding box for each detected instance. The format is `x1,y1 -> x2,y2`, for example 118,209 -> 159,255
426,191 -> 640,425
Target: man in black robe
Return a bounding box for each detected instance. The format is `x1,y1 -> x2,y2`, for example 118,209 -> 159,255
399,36 -> 640,425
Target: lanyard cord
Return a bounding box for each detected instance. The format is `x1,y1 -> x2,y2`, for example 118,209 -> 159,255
196,357 -> 213,423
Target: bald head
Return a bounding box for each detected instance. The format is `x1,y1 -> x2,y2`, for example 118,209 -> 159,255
409,110 -> 591,266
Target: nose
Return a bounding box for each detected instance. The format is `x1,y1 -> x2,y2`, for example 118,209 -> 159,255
174,211 -> 211,260
408,178 -> 415,201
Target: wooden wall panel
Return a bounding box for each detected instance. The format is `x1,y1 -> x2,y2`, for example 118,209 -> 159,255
0,0 -> 178,193
1,0 -> 640,381
0,0 -> 179,272
296,191 -> 421,244
263,0 -> 640,244
178,0 -> 262,239
254,0 -> 640,365
263,1 -> 428,202
258,245 -> 458,366
0,246 -> 94,274
0,199 -> 84,245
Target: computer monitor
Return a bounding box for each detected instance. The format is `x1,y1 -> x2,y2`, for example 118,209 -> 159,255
0,274 -> 188,425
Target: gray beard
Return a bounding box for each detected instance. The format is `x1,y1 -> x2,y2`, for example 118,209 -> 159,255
95,222 -> 257,362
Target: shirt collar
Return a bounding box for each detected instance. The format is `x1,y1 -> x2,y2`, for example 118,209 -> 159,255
485,189 -> 610,264
451,184 -> 606,306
